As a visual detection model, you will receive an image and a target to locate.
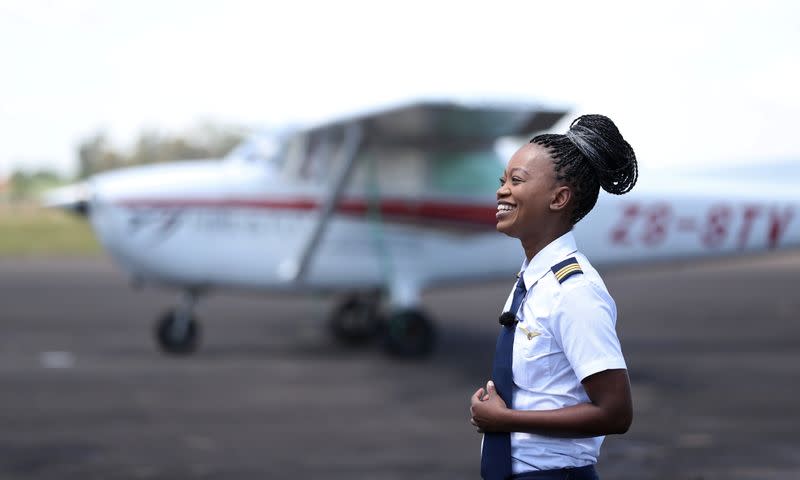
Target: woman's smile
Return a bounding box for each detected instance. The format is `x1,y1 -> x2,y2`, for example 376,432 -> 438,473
496,201 -> 517,220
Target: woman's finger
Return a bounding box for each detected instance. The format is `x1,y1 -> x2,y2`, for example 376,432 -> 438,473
471,389 -> 486,406
485,380 -> 497,396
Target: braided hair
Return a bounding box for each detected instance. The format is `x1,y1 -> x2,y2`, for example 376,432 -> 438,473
531,114 -> 638,224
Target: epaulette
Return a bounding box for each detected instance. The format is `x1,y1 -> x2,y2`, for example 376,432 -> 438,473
551,257 -> 583,284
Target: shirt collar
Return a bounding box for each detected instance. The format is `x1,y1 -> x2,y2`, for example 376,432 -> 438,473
518,231 -> 578,289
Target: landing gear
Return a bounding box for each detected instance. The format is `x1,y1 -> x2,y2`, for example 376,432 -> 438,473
155,291 -> 201,355
383,308 -> 436,358
328,294 -> 436,357
328,294 -> 382,346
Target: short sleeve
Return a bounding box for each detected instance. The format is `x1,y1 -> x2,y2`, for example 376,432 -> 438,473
551,283 -> 627,382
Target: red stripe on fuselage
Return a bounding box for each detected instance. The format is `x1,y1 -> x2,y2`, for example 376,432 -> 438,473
114,197 -> 498,228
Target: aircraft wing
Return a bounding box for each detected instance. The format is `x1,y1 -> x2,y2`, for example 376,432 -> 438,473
298,100 -> 568,148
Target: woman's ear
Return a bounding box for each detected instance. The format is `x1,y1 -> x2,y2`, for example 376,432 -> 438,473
550,185 -> 571,212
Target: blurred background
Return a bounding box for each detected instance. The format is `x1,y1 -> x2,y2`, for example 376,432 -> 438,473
1,1 -> 799,479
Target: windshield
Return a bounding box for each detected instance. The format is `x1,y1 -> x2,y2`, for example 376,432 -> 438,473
225,135 -> 285,168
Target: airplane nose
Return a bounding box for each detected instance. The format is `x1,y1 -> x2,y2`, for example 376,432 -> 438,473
42,181 -> 92,217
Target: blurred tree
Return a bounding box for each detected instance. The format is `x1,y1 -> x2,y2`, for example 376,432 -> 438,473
77,124 -> 244,178
78,132 -> 123,178
8,169 -> 66,201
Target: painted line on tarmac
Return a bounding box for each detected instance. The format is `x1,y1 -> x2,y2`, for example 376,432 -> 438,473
39,351 -> 76,368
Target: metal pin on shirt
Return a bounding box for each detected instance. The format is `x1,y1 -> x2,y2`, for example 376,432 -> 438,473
517,325 -> 540,341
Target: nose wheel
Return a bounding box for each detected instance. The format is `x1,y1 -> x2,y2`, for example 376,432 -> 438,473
154,291 -> 201,355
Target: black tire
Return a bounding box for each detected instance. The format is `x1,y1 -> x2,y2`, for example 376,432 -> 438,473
383,309 -> 436,357
329,296 -> 381,346
155,309 -> 200,355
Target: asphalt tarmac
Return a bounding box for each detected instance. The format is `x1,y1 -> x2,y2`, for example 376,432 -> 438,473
1,253 -> 799,480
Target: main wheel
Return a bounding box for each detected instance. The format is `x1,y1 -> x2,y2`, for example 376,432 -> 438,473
329,296 -> 381,346
155,309 -> 201,355
383,309 -> 436,357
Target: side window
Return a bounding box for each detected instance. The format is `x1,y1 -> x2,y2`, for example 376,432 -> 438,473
285,130 -> 349,185
299,134 -> 334,181
349,148 -> 501,198
427,151 -> 503,195
350,148 -> 426,197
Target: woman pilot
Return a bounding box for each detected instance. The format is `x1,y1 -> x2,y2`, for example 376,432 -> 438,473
469,114 -> 637,480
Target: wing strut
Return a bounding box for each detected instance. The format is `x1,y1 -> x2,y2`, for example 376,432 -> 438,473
278,124 -> 364,282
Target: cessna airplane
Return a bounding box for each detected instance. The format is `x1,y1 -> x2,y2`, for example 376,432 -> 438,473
45,100 -> 800,357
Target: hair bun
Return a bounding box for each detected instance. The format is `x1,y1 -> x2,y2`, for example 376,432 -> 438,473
565,114 -> 637,195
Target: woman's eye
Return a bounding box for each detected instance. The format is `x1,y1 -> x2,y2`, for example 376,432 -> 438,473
498,177 -> 506,186
511,177 -> 522,184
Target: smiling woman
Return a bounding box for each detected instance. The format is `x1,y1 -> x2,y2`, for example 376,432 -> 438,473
472,115 -> 637,480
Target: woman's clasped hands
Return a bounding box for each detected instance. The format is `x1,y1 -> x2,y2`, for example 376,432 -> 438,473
469,380 -> 510,433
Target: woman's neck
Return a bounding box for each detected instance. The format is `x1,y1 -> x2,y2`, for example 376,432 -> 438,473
521,224 -> 572,261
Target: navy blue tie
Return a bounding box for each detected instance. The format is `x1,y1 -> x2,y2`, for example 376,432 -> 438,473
481,276 -> 527,480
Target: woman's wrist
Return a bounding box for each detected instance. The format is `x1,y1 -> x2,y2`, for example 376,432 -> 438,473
499,406 -> 519,432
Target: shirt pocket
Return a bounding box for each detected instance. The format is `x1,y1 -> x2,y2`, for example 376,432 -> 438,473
512,320 -> 553,389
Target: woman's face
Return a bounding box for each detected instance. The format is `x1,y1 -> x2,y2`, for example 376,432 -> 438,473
496,143 -> 561,240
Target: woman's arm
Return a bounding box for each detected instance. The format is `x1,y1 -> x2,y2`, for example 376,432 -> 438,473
470,369 -> 632,437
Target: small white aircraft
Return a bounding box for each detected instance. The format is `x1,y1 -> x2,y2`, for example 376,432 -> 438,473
46,100 -> 800,357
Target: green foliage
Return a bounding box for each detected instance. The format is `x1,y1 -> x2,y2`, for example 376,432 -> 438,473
7,169 -> 69,202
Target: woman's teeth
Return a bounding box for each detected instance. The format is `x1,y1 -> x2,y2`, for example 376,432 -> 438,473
496,204 -> 516,219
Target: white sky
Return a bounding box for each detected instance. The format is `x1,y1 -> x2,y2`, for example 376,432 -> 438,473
1,0 -> 799,178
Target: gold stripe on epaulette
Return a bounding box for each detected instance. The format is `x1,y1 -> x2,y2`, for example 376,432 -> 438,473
556,269 -> 581,281
555,264 -> 582,280
555,264 -> 581,277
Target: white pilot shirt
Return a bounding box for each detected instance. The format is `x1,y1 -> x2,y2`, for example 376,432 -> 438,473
502,231 -> 627,473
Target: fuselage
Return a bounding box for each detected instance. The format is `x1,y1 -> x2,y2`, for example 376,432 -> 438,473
80,156 -> 800,303
85,157 -> 517,299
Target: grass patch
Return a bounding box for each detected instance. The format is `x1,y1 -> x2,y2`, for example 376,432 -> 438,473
0,204 -> 102,257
